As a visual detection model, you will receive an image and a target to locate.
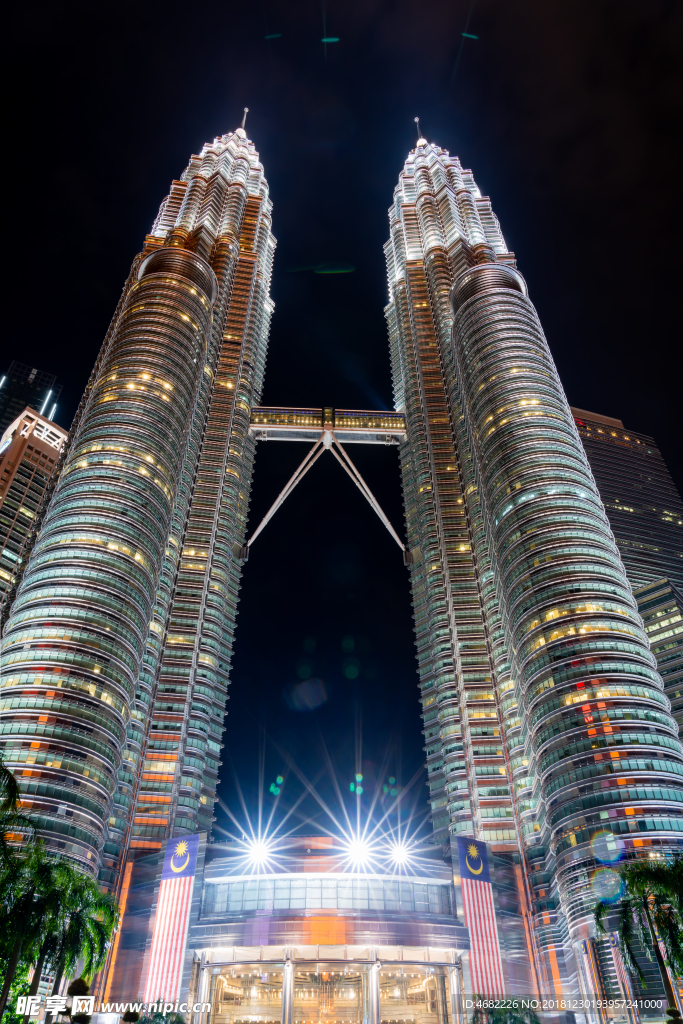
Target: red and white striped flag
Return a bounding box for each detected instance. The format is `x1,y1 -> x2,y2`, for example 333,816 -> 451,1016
144,834 -> 200,1004
457,837 -> 505,997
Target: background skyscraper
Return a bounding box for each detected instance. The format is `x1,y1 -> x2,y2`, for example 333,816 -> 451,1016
385,135 -> 683,996
636,578 -> 683,735
0,125 -> 274,892
0,362 -> 62,435
572,407 -> 683,592
571,408 -> 683,742
0,407 -> 67,599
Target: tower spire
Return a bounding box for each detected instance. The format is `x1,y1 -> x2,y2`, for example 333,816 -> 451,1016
241,107 -> 249,130
414,116 -> 421,140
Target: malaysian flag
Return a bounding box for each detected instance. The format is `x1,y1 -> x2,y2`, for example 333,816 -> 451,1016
457,836 -> 505,997
144,833 -> 200,1004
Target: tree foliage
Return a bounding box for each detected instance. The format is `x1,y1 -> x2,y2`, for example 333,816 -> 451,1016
470,1000 -> 541,1024
0,750 -> 34,866
138,1014 -> 186,1024
595,855 -> 683,993
0,754 -> 120,1021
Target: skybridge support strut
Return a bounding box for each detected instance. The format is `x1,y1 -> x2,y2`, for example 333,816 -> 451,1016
234,430 -> 407,562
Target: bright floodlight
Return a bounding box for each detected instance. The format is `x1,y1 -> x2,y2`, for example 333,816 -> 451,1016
389,842 -> 412,866
346,837 -> 371,866
247,837 -> 272,865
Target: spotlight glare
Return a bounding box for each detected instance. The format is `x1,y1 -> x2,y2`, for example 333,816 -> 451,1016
247,837 -> 273,865
389,842 -> 412,866
346,837 -> 371,866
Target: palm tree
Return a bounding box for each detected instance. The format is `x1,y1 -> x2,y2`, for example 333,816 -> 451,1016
626,856 -> 683,922
47,867 -> 120,994
0,848 -> 119,1019
0,846 -> 64,1018
17,861 -> 119,1024
0,749 -> 34,864
595,857 -> 683,1021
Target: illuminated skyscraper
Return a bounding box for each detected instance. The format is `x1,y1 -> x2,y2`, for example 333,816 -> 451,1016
0,124 -> 274,889
571,407 -> 683,592
385,135 -> 683,994
0,407 -> 67,599
571,408 -> 683,735
636,578 -> 683,734
0,362 -> 62,435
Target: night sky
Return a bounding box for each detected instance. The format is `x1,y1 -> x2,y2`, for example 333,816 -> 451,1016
7,1 -> 682,840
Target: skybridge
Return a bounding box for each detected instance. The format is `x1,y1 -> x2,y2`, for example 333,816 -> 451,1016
239,406 -> 411,562
249,405 -> 407,444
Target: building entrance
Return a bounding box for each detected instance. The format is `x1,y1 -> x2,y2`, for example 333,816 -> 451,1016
208,959 -> 458,1024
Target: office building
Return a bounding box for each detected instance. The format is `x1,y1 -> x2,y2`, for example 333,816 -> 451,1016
635,578 -> 683,733
571,408 -> 683,750
572,408 -> 683,592
0,408 -> 67,599
0,361 -> 62,436
102,128 -> 275,887
384,136 -> 683,996
0,124 -> 274,889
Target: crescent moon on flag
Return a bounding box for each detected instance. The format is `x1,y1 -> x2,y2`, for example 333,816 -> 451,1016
170,853 -> 190,873
466,844 -> 484,874
466,856 -> 483,875
170,839 -> 190,873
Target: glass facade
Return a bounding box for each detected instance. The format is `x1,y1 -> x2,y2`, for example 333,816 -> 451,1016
1,245 -> 217,874
249,407 -> 406,446
214,965 -> 285,1024
571,408 -> 683,592
385,138 -> 683,997
203,876 -> 452,917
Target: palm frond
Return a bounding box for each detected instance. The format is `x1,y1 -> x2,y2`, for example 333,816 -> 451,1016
596,895 -> 649,982
652,897 -> 683,979
0,754 -> 21,816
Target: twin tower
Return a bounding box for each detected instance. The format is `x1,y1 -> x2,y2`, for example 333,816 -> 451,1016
2,124 -> 681,993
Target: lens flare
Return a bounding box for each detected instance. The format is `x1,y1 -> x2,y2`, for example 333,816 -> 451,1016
345,837 -> 371,866
591,829 -> 624,864
389,842 -> 412,866
591,867 -> 624,903
283,678 -> 328,711
247,838 -> 273,865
